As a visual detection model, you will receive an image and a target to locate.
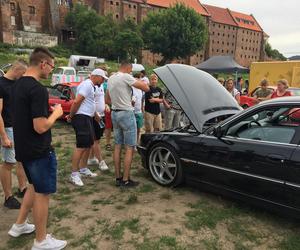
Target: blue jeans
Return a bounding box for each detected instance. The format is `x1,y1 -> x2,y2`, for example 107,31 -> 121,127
22,151 -> 57,194
111,110 -> 137,147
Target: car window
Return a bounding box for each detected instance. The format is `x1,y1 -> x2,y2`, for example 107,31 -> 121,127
53,68 -> 63,74
226,106 -> 300,144
64,69 -> 75,75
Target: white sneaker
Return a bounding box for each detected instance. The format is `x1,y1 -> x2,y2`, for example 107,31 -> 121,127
69,174 -> 84,186
79,168 -> 98,177
99,160 -> 109,171
32,234 -> 67,250
8,220 -> 35,237
87,157 -> 99,166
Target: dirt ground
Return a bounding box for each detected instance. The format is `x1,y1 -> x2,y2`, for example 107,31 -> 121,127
1,121 -> 300,250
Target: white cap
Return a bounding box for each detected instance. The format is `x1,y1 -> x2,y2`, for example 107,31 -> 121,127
91,68 -> 108,79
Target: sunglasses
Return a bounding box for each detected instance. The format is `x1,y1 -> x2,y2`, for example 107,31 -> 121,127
42,61 -> 55,70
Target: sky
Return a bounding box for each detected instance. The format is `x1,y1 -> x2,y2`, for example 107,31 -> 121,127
201,0 -> 300,57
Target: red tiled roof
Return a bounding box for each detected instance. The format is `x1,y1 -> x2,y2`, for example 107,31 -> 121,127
203,4 -> 236,26
229,10 -> 262,32
147,0 -> 210,16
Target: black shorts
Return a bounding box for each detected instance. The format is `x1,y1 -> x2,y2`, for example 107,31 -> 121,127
71,114 -> 94,148
93,118 -> 105,141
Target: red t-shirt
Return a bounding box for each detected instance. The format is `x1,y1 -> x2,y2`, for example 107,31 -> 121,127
271,91 -> 292,99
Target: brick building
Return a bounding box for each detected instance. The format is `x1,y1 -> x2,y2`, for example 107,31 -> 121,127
0,0 -> 267,67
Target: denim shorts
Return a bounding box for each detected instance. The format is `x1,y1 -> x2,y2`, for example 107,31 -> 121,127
111,110 -> 137,147
1,127 -> 16,164
22,151 -> 57,194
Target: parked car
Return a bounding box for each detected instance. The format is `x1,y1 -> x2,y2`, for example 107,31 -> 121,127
240,86 -> 300,108
138,64 -> 300,217
47,82 -> 80,119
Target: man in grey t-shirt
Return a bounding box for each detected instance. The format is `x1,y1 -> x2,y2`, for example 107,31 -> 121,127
106,61 -> 149,188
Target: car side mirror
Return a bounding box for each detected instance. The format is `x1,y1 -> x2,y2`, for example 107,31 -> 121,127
213,126 -> 224,138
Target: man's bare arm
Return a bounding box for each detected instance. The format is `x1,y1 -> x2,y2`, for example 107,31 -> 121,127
0,99 -> 11,147
132,80 -> 150,92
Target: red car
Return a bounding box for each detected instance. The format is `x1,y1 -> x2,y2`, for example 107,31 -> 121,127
240,86 -> 300,108
47,82 -> 80,119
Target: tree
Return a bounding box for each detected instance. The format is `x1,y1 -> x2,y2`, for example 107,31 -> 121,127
265,42 -> 286,61
65,4 -> 118,58
114,18 -> 143,61
141,3 -> 208,64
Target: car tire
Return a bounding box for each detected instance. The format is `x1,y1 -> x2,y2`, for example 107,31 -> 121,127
147,143 -> 183,187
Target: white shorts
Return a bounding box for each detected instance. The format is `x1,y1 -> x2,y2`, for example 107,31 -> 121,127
1,127 -> 16,164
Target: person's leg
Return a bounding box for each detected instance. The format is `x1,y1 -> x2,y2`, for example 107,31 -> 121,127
79,149 -> 90,169
144,112 -> 154,133
173,110 -> 182,128
0,162 -> 13,198
105,128 -> 112,146
16,162 -> 27,192
32,193 -> 49,242
123,146 -> 134,181
71,148 -> 87,172
92,140 -> 103,162
114,144 -> 122,178
164,109 -> 175,130
15,184 -> 35,224
154,113 -> 162,132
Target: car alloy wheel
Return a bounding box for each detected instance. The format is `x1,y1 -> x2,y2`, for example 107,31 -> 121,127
148,146 -> 178,186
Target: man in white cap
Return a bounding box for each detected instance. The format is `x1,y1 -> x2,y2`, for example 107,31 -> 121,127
67,69 -> 107,186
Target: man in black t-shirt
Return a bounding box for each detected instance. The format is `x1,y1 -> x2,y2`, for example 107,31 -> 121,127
144,74 -> 164,133
8,48 -> 67,250
0,60 -> 28,209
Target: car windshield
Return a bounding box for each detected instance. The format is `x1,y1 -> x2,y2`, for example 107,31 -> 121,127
47,87 -> 62,98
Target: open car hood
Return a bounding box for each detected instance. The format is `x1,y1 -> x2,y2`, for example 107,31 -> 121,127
154,64 -> 242,132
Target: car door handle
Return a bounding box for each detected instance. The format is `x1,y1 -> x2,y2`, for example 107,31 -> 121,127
267,154 -> 285,163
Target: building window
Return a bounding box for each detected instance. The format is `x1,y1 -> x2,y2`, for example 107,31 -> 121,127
222,41 -> 224,45
232,43 -> 234,46
219,24 -> 220,28
223,25 -> 225,29
241,46 -> 243,49
223,33 -> 225,37
227,50 -> 229,53
129,4 -> 131,8
212,32 -> 215,35
228,34 -> 230,38
242,38 -> 244,41
213,23 -> 215,27
217,41 -> 219,44
227,42 -> 229,46
240,55 -> 243,58
10,2 -> 16,11
222,49 -> 224,53
217,49 -> 219,52
116,14 -> 119,19
29,6 -> 35,15
133,5 -> 136,9
212,49 -> 214,52
116,2 -> 119,6
231,50 -> 234,53
10,16 -> 16,26
212,40 -> 214,44
217,33 -> 220,36
133,17 -> 136,20
110,1 -> 113,5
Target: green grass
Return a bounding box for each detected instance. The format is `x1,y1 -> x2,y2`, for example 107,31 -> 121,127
91,199 -> 114,205
138,183 -> 156,193
52,207 -> 73,221
104,218 -> 140,240
5,234 -> 34,249
136,236 -> 186,250
126,194 -> 138,204
185,201 -> 240,230
160,192 -> 172,200
228,219 -> 263,244
279,234 -> 300,250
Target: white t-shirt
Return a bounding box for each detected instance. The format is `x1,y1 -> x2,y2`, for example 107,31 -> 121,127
141,76 -> 150,85
95,85 -> 105,115
75,79 -> 96,117
107,72 -> 136,111
132,86 -> 143,114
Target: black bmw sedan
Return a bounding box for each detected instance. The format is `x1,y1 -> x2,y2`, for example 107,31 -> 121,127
138,64 -> 300,216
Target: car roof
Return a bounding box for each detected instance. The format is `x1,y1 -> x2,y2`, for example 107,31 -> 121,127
259,96 -> 300,105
